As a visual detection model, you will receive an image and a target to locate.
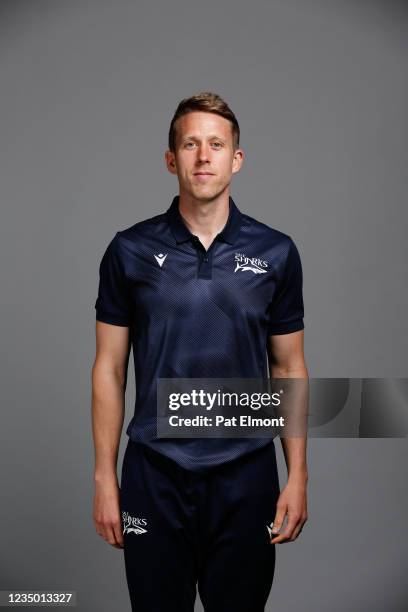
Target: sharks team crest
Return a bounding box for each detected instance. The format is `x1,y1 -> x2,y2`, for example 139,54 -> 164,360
234,252 -> 268,274
122,511 -> 148,535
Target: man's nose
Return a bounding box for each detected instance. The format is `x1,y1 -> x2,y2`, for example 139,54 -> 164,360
197,144 -> 210,162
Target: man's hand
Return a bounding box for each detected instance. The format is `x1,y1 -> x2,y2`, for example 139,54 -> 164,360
269,477 -> 308,544
93,479 -> 124,549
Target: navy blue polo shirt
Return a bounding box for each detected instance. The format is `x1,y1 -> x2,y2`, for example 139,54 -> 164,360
95,195 -> 304,471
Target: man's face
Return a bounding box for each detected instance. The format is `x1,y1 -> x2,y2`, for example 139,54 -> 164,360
165,111 -> 243,202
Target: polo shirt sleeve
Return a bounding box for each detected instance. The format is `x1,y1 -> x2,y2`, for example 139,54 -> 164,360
95,232 -> 131,327
267,237 -> 304,335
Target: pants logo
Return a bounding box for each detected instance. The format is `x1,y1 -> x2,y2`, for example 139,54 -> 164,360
266,522 -> 275,538
122,511 -> 148,535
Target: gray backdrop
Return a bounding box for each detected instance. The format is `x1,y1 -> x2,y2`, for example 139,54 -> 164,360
1,1 -> 407,610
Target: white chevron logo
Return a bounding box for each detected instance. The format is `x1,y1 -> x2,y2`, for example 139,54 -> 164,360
154,253 -> 167,268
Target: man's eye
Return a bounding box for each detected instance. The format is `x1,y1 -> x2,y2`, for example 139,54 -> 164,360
184,142 -> 223,149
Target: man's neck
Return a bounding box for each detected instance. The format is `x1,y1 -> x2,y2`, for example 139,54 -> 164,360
178,191 -> 230,250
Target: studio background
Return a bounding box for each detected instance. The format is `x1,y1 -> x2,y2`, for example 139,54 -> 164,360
1,1 -> 407,610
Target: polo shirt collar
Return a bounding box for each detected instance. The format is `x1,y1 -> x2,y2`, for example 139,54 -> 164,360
167,195 -> 242,245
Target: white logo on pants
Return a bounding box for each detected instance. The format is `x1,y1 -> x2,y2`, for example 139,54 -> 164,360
122,511 -> 148,535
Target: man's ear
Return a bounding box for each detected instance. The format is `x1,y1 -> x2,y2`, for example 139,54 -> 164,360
165,150 -> 177,175
232,148 -> 244,174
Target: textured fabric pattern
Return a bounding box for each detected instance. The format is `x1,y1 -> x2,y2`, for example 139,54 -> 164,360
95,195 -> 304,470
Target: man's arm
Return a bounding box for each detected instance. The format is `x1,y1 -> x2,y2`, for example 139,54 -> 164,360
91,320 -> 130,549
267,329 -> 309,544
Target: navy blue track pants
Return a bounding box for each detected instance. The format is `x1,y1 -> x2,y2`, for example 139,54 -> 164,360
120,440 -> 280,612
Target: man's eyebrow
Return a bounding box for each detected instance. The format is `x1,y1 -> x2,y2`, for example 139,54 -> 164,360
182,134 -> 227,142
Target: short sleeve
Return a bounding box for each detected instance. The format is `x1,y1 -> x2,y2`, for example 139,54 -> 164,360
94,233 -> 131,326
268,237 -> 304,335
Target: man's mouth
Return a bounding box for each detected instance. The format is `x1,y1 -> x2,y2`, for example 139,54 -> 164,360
194,172 -> 215,182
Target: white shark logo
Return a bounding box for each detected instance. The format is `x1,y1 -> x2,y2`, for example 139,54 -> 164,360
234,252 -> 268,275
154,253 -> 167,268
122,511 -> 148,535
234,261 -> 267,274
123,525 -> 147,535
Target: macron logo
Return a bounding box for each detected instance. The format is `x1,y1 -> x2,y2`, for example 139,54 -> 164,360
154,253 -> 167,268
266,522 -> 275,538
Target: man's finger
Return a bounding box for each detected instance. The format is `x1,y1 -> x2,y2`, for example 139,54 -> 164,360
270,516 -> 298,544
271,504 -> 287,535
270,533 -> 284,544
290,522 -> 304,541
103,525 -> 118,547
113,521 -> 124,548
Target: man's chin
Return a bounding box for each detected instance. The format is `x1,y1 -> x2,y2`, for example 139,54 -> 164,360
188,186 -> 228,203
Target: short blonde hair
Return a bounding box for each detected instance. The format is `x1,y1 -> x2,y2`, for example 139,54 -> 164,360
168,91 -> 240,152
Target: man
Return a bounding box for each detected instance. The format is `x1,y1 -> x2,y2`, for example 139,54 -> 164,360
92,91 -> 308,612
